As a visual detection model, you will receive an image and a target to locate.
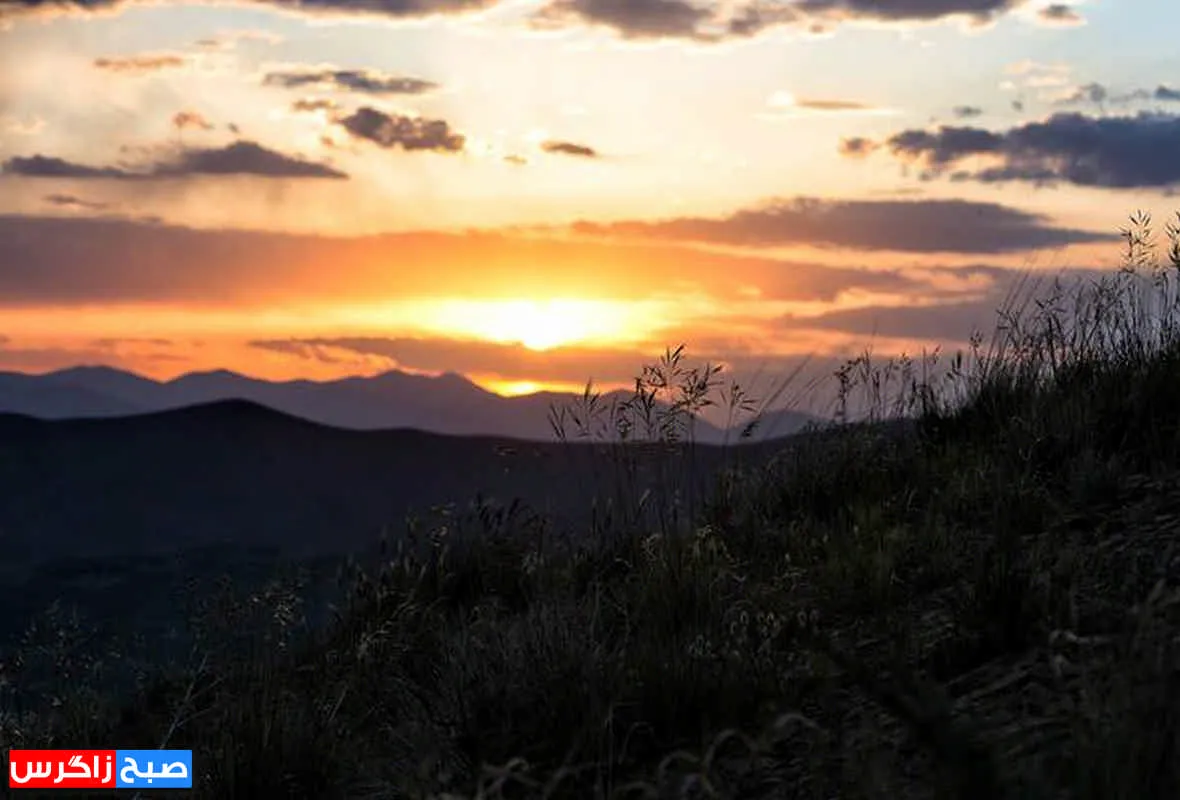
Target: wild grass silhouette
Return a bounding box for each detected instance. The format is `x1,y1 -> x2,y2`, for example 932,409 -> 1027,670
4,211 -> 1180,798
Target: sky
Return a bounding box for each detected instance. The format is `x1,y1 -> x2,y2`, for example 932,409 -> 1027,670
1,0 -> 1179,410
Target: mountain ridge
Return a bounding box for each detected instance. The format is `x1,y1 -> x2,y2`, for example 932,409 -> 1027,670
0,364 -> 820,442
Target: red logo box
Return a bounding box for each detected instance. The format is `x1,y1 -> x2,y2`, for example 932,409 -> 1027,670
9,750 -> 117,789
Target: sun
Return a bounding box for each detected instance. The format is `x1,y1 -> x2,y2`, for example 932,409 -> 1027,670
425,298 -> 636,351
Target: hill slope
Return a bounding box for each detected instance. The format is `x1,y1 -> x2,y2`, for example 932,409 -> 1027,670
0,400 -> 778,566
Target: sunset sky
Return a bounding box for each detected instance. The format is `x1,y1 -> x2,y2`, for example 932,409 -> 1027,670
2,0 -> 1178,408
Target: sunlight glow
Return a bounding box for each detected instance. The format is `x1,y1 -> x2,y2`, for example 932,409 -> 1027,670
420,298 -> 646,350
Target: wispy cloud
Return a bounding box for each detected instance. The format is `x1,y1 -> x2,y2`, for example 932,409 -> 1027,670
92,53 -> 188,74
42,193 -> 111,211
567,197 -> 1110,254
263,67 -> 438,96
172,111 -> 215,131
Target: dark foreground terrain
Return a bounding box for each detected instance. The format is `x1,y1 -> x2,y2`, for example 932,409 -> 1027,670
3,225 -> 1180,798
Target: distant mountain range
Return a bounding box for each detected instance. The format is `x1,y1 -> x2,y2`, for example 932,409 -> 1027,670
0,366 -> 819,443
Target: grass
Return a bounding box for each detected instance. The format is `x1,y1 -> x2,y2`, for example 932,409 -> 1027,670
4,210 -> 1180,798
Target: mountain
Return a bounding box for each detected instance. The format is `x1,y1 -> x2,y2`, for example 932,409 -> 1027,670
0,366 -> 820,442
0,369 -> 146,418
0,400 -> 784,568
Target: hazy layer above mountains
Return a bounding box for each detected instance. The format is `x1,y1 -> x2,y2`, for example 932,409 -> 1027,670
0,365 -> 817,443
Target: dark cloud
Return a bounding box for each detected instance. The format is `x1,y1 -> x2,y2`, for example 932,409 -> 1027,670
1036,3 -> 1082,25
1056,84 -> 1180,107
3,141 -> 347,180
336,107 -> 465,153
172,110 -> 214,131
838,137 -> 879,158
532,0 -> 713,41
867,111 -> 1180,188
530,0 -> 1028,40
953,105 -> 984,118
157,141 -> 348,178
1,0 -> 496,25
42,193 -> 111,210
540,140 -> 599,158
568,197 -> 1110,254
92,53 -> 187,73
4,155 -> 131,179
795,0 -> 1023,21
263,67 -> 438,95
5,0 -> 1037,42
723,1 -> 801,38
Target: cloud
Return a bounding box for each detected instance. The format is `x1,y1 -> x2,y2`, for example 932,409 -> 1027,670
336,107 -> 465,153
952,105 -> 984,118
195,29 -> 284,50
42,193 -> 111,211
796,99 -> 870,111
862,111 -> 1180,188
760,92 -> 893,118
1,0 -> 497,26
92,53 -> 187,74
530,0 -> 1032,41
157,141 -> 348,178
1057,82 -> 1107,106
531,0 -> 716,41
1157,86 -> 1180,102
252,336 -> 660,385
3,155 -> 132,180
3,141 -> 347,180
795,0 -> 1026,23
788,265 -> 1112,342
540,140 -> 599,158
0,336 -> 186,373
172,111 -> 214,131
0,213 -> 1021,308
291,98 -> 340,113
1035,3 -> 1083,25
263,67 -> 438,95
568,197 -> 1109,254
838,137 -> 880,158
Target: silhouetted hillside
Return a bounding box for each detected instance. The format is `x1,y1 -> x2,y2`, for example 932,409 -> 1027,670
0,399 -> 778,569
